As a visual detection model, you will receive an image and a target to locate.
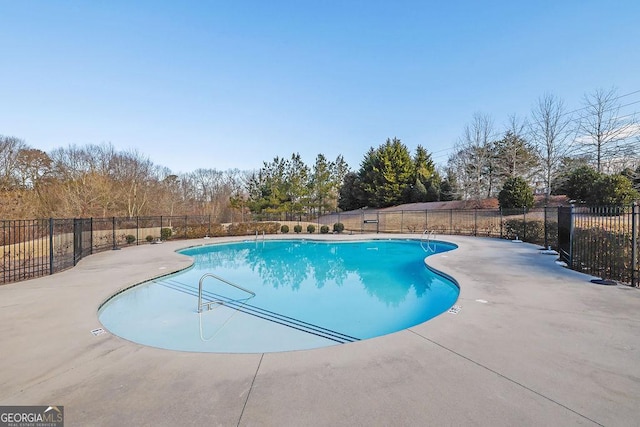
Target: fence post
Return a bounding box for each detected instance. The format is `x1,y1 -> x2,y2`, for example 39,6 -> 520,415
112,217 -> 118,250
523,207 -> 527,241
569,204 -> 575,268
474,208 -> 478,236
633,203 -> 638,287
73,218 -> 79,266
49,218 -> 54,275
544,207 -> 549,249
500,208 -> 503,238
185,215 -> 188,239
136,217 -> 139,245
208,214 -> 211,237
89,217 -> 94,254
449,209 -> 453,234
425,209 -> 428,231
401,210 -> 404,233
376,211 -> 380,234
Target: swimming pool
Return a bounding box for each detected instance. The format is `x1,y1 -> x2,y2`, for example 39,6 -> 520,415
98,239 -> 459,353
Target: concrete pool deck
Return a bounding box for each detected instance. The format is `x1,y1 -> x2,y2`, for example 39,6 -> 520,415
1,234 -> 639,426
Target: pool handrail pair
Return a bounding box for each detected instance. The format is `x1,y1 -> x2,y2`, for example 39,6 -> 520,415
421,229 -> 436,253
198,273 -> 256,313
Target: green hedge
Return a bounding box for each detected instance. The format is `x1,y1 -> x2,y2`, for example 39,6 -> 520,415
227,222 -> 280,236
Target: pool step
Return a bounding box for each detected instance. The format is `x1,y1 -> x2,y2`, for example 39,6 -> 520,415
156,279 -> 360,344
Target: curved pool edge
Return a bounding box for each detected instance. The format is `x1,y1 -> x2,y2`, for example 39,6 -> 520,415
96,234 -> 462,315
96,258 -> 196,313
97,235 -> 462,354
422,243 -> 461,292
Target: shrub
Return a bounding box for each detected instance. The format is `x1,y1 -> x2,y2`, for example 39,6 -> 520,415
280,224 -> 289,233
145,235 -> 154,242
498,177 -> 534,210
293,225 -> 302,233
161,227 -> 172,241
227,222 -> 280,236
333,222 -> 345,233
320,225 -> 329,234
587,174 -> 638,207
563,168 -> 639,207
565,166 -> 601,202
209,223 -> 227,237
307,224 -> 316,233
125,234 -> 136,244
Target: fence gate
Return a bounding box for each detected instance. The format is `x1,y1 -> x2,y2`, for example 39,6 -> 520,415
362,212 -> 379,233
557,206 -> 573,267
73,218 -> 92,266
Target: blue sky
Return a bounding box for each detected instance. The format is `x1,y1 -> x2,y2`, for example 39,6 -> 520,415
1,1 -> 639,173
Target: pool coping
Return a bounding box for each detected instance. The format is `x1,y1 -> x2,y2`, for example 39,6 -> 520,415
98,238 -> 461,353
1,234 -> 639,426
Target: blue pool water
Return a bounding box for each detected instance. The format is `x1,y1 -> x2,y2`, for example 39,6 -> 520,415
98,239 -> 459,353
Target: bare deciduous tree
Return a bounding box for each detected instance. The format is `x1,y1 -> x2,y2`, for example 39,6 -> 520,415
578,87 -> 639,173
0,135 -> 28,190
15,149 -> 52,188
448,113 -> 495,199
49,145 -> 104,216
110,150 -> 156,217
529,94 -> 575,201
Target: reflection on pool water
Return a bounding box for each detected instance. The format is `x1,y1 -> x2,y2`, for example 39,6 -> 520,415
98,239 -> 459,353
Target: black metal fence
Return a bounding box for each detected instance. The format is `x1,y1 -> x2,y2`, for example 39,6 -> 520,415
319,207 -> 559,249
0,215 -> 217,284
1,207 -> 638,286
559,205 -> 639,286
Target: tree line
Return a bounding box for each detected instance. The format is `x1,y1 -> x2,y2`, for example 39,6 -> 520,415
2,87 -> 639,220
0,139 -> 248,220
445,88 -> 640,204
0,138 -> 351,221
243,153 -> 349,220
337,138 -> 446,210
337,88 -> 640,210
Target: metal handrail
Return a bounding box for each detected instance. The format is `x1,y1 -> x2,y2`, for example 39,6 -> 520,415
420,229 -> 436,253
198,273 -> 256,313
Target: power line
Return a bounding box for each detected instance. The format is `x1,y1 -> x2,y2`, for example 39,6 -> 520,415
563,89 -> 640,117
